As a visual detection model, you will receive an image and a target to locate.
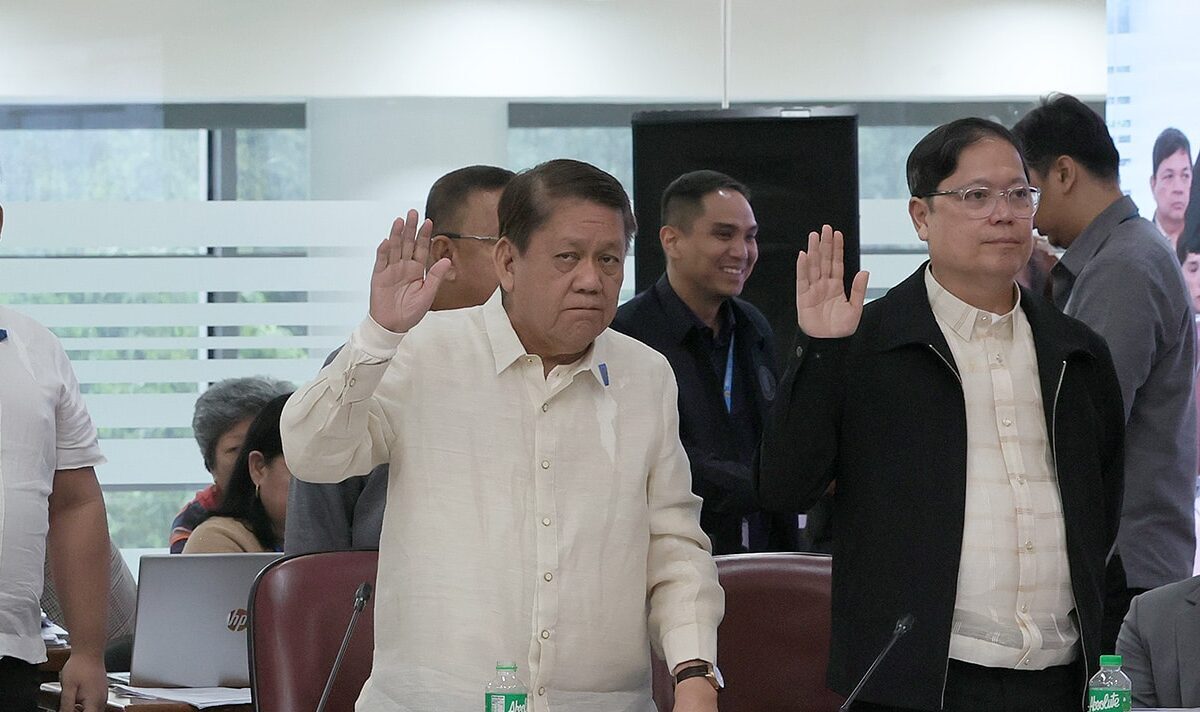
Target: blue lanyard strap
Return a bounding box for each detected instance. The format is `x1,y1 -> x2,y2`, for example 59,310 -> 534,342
723,333 -> 735,413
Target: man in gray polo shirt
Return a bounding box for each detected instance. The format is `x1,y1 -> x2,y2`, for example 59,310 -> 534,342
1015,94 -> 1198,652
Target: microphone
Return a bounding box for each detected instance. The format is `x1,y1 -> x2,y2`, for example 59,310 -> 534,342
316,582 -> 374,712
838,614 -> 914,712
353,582 -> 372,612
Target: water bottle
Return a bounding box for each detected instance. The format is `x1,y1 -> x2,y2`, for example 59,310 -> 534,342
1087,654 -> 1131,712
485,661 -> 528,712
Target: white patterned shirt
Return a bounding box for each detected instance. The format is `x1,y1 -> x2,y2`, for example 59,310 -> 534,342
281,291 -> 723,712
925,270 -> 1078,670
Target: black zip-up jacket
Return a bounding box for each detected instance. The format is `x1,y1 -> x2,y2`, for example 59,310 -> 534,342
755,264 -> 1125,710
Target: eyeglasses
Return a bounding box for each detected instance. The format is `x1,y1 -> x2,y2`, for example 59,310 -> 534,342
918,185 -> 1041,219
435,231 -> 500,244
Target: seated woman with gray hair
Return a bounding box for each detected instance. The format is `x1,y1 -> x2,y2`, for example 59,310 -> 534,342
169,376 -> 292,553
183,393 -> 293,553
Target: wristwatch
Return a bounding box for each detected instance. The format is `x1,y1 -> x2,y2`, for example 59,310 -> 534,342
673,662 -> 724,692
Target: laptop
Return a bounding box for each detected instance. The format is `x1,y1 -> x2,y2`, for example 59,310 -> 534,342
130,552 -> 280,688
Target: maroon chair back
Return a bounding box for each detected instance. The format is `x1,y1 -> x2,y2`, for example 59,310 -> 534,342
652,552 -> 843,712
248,550 -> 378,712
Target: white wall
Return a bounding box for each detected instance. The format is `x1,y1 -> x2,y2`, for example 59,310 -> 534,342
0,0 -> 1105,102
308,98 -> 508,202
730,0 -> 1106,101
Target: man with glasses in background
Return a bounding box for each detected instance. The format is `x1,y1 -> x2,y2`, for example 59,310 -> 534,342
286,164 -> 514,554
757,118 -> 1124,710
1014,95 -> 1197,653
425,165 -> 517,312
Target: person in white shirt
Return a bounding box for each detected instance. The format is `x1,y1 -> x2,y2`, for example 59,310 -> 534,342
0,203 -> 111,712
281,159 -> 723,712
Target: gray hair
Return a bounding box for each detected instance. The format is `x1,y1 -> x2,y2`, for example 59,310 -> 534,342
192,376 -> 293,473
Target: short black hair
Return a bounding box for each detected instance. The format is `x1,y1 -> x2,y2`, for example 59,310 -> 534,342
424,165 -> 515,230
211,392 -> 293,551
498,159 -> 636,254
660,170 -> 751,231
1011,93 -> 1120,181
1152,128 -> 1191,176
907,117 -> 1025,198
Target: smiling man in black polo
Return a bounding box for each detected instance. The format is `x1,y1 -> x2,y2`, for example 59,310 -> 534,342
613,170 -> 797,555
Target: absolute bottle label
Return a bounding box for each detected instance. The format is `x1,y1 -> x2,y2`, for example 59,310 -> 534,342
1087,689 -> 1130,711
486,692 -> 528,712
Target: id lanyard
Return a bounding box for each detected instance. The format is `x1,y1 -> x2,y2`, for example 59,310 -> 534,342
722,333 -> 735,413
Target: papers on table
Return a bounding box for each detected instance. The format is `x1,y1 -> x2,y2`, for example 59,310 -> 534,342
44,679 -> 252,710
41,613 -> 68,647
109,684 -> 252,709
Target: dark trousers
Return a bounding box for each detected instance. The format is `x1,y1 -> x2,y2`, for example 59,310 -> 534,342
850,658 -> 1084,712
1101,554 -> 1148,654
0,656 -> 38,712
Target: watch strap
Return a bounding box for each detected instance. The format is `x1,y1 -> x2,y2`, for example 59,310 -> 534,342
674,663 -> 712,687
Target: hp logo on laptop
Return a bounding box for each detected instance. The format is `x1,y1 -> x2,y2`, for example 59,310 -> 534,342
227,608 -> 249,632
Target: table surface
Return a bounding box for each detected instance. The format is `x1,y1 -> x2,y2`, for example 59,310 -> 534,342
35,681 -> 1197,712
38,644 -> 72,686
39,641 -> 251,712
41,644 -> 71,673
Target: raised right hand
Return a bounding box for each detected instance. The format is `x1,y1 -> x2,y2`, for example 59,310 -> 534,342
368,210 -> 451,333
795,224 -> 869,338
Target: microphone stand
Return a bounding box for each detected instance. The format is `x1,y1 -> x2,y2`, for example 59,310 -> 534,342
315,582 -> 373,712
839,614 -> 914,712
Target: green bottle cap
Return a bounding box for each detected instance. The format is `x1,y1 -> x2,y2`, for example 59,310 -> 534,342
1099,654 -> 1122,667
496,662 -> 518,671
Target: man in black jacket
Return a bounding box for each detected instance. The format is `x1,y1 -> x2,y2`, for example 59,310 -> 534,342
613,170 -> 797,554
757,119 -> 1125,711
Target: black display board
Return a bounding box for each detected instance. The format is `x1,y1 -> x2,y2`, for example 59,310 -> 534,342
631,109 -> 859,363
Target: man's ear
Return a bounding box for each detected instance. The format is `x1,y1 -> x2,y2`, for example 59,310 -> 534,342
659,225 -> 681,259
908,196 -> 931,243
430,235 -> 458,281
1054,155 -> 1080,194
494,237 -> 517,293
0,203 -> 5,239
